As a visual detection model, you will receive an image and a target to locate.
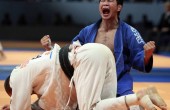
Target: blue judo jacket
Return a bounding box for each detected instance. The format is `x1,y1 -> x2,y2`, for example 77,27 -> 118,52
72,19 -> 153,96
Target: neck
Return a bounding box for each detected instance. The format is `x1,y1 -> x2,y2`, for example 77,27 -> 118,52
101,18 -> 119,31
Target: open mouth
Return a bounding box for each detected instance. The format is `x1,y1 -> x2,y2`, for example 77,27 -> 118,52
102,7 -> 110,15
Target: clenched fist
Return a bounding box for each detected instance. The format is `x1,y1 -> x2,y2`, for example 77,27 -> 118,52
40,35 -> 53,51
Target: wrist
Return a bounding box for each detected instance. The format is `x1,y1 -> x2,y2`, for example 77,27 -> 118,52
144,55 -> 151,65
49,45 -> 53,50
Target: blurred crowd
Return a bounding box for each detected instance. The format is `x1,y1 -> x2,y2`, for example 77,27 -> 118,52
0,12 -> 74,27
0,1 -> 170,54
0,0 -> 169,2
125,1 -> 170,53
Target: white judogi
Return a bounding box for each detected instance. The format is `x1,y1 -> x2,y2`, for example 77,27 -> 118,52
9,42 -> 131,110
10,43 -> 77,110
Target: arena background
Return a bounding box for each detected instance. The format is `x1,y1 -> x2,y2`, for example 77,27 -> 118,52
0,0 -> 170,109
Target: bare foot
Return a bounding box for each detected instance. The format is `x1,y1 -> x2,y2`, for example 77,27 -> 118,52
146,86 -> 167,110
137,89 -> 157,110
136,86 -> 167,110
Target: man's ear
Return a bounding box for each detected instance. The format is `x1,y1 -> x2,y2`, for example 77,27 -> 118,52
117,5 -> 122,12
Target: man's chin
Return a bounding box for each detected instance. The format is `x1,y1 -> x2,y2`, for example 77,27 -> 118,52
101,15 -> 111,20
102,17 -> 111,20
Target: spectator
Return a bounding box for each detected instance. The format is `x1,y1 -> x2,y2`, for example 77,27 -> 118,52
155,1 -> 170,51
157,1 -> 170,33
141,14 -> 153,29
17,13 -> 28,26
53,12 -> 63,25
64,14 -> 74,25
125,14 -> 135,27
35,12 -> 44,26
135,14 -> 153,41
1,13 -> 12,26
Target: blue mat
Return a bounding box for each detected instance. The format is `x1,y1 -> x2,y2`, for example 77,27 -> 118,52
1,65 -> 170,82
131,68 -> 170,82
0,65 -> 15,80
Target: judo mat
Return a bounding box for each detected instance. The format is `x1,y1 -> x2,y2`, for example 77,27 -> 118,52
0,41 -> 170,109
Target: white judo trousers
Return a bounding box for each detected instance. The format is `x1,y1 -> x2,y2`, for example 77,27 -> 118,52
69,42 -> 130,110
72,43 -> 118,109
9,42 -> 131,110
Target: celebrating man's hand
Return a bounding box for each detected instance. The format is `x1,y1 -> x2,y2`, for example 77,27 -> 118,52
40,35 -> 53,51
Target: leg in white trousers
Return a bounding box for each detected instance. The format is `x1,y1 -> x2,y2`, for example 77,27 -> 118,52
73,43 -> 126,110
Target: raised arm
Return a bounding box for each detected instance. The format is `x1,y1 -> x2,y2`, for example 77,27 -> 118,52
40,35 -> 53,51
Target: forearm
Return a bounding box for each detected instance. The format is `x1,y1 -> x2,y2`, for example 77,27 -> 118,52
144,54 -> 152,65
143,41 -> 155,67
45,45 -> 53,51
144,55 -> 153,73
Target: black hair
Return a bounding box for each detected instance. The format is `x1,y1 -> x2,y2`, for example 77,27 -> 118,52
117,0 -> 123,5
99,0 -> 124,5
4,75 -> 12,96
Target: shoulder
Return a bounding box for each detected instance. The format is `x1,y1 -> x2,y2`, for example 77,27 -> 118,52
120,21 -> 138,32
119,21 -> 145,44
83,22 -> 97,31
120,21 -> 140,35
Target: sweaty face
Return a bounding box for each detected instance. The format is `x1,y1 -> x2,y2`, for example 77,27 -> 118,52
99,0 -> 120,20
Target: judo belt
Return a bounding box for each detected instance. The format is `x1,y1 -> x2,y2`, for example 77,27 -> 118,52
59,44 -> 74,80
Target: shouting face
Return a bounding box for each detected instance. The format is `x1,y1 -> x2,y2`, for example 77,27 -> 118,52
99,0 -> 122,20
